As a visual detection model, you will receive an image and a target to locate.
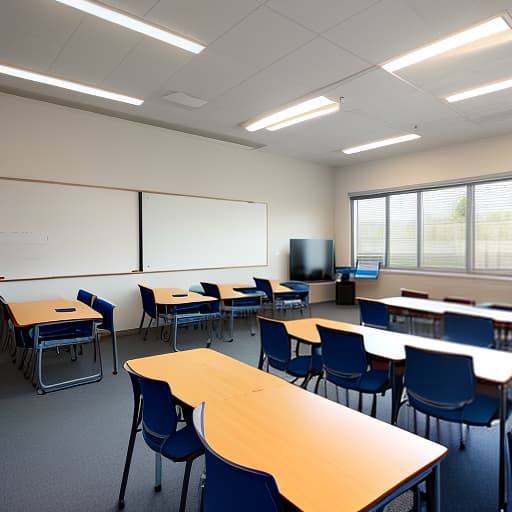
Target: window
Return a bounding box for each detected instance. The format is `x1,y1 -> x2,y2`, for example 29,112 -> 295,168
353,197 -> 385,262
351,177 -> 512,275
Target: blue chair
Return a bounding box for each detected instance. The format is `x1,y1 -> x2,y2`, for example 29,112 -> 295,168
91,296 -> 118,375
357,297 -> 388,329
402,345 -> 499,448
253,278 -> 309,317
443,311 -> 494,348
201,282 -> 261,342
315,325 -> 392,417
118,363 -> 203,511
138,285 -> 167,340
77,289 -> 96,306
192,402 -> 285,512
258,316 -> 321,388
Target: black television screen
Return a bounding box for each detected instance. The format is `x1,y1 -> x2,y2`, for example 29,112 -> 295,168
289,239 -> 335,281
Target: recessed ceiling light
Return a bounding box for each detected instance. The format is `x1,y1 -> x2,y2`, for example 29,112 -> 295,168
446,78 -> 512,102
0,64 -> 144,105
382,16 -> 510,73
162,92 -> 208,108
55,0 -> 205,54
245,96 -> 339,132
342,134 -> 421,154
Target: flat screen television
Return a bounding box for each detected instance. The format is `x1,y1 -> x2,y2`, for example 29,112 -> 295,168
289,239 -> 335,281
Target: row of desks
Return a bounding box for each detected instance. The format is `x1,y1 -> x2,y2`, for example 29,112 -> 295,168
127,348 -> 447,512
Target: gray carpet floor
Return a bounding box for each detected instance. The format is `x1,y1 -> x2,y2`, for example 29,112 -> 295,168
0,302 -> 503,511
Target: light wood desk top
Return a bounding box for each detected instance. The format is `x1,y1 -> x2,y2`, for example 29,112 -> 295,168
142,286 -> 217,306
8,299 -> 102,328
201,383 -> 446,512
381,296 -> 512,324
268,279 -> 295,294
214,283 -> 264,301
282,317 -> 512,385
127,348 -> 286,406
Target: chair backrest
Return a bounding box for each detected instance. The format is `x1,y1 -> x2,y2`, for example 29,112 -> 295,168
124,363 -> 179,445
357,298 -> 388,329
77,289 -> 96,306
253,277 -> 273,298
444,296 -> 476,306
138,285 -> 157,318
443,312 -> 494,348
404,346 -> 475,411
200,282 -> 221,300
258,316 -> 291,371
317,325 -> 368,380
193,403 -> 283,512
92,296 -> 115,333
400,288 -> 429,299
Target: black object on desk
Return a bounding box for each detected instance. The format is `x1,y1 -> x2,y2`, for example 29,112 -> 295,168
336,281 -> 355,305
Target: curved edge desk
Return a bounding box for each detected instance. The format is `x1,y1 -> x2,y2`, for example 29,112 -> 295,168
120,348 -> 446,512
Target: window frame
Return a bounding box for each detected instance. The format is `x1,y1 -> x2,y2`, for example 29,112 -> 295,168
350,174 -> 512,277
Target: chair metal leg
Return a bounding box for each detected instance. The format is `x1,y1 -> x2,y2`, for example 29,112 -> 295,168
358,392 -> 363,412
138,312 -> 145,334
154,452 -> 162,492
459,423 -> 466,450
179,457 -> 195,512
112,332 -> 119,375
371,394 -> 377,417
426,415 -> 430,439
118,397 -> 142,509
143,317 -> 153,341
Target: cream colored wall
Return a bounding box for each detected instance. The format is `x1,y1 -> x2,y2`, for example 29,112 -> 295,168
335,134 -> 512,304
0,92 -> 335,329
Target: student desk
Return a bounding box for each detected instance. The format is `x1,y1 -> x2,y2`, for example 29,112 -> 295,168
280,317 -> 512,512
125,348 -> 446,512
8,299 -> 102,393
148,287 -> 218,351
381,296 -> 512,341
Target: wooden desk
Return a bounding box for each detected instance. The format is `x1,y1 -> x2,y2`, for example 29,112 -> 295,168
280,317 -> 512,512
8,299 -> 101,327
142,286 -> 218,351
8,299 -> 102,393
202,385 -> 446,512
126,348 -> 446,512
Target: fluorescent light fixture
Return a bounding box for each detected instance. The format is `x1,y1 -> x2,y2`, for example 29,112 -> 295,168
245,96 -> 338,132
0,64 -> 144,105
383,16 -> 510,73
342,134 -> 421,154
55,0 -> 205,54
446,78 -> 512,102
266,104 -> 340,131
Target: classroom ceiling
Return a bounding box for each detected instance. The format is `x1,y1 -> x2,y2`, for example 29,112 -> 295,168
2,0 -> 512,167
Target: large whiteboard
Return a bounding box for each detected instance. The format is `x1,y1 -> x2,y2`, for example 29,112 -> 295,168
141,192 -> 267,271
0,179 -> 139,279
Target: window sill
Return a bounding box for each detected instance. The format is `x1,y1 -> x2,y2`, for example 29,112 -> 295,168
380,268 -> 512,282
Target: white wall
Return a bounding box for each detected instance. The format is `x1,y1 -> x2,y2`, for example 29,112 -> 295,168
335,134 -> 512,303
0,92 -> 335,329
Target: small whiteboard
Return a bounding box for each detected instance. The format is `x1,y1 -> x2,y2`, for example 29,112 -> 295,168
141,192 -> 267,271
0,179 -> 139,279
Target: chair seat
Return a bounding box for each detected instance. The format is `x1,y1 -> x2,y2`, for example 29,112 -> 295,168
409,393 -> 499,427
326,368 -> 390,394
287,354 -> 323,378
143,421 -> 203,462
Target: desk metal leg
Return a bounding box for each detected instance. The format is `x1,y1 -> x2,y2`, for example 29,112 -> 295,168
172,308 -> 180,352
499,383 -> 507,511
426,463 -> 441,512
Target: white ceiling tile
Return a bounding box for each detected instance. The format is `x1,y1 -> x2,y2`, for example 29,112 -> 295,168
162,48 -> 257,101
50,17 -> 142,84
208,6 -> 316,71
102,38 -> 194,98
263,37 -> 369,90
266,0 -> 381,33
324,0 -> 435,64
144,0 -> 261,44
101,0 -> 160,17
0,0 -> 82,71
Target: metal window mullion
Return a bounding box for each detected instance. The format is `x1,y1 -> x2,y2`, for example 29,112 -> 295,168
467,184 -> 474,272
351,199 -> 357,266
385,195 -> 390,267
417,191 -> 423,269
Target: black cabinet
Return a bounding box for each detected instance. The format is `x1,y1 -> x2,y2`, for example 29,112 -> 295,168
336,281 -> 355,305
